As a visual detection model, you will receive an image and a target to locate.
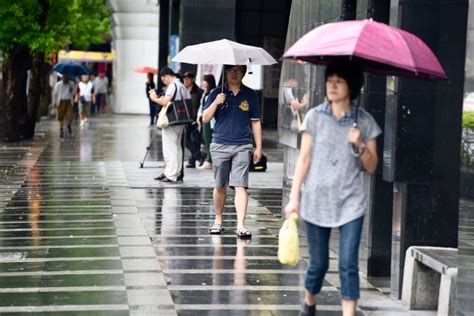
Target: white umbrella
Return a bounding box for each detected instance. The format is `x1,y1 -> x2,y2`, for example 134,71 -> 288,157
172,39 -> 277,66
172,39 -> 277,91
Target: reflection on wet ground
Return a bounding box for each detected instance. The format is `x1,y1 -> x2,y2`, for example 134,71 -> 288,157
0,115 -> 427,315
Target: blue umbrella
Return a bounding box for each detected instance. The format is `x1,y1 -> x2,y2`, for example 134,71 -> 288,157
52,61 -> 89,76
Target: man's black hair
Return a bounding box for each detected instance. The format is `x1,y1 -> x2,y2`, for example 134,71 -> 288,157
160,67 -> 175,77
224,64 -> 247,75
325,60 -> 364,100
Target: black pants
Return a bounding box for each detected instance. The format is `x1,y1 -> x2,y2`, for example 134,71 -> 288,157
149,101 -> 157,125
185,123 -> 201,163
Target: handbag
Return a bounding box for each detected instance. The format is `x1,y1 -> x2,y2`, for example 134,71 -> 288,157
167,84 -> 194,126
290,110 -> 301,132
278,213 -> 299,266
157,103 -> 170,128
156,83 -> 193,128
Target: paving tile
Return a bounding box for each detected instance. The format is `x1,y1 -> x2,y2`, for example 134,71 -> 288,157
124,272 -> 168,287
0,115 -> 431,315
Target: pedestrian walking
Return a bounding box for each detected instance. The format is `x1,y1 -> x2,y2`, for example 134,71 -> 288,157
196,74 -> 217,170
52,74 -> 76,139
182,71 -> 204,168
146,73 -> 157,125
203,64 -> 262,238
149,67 -> 190,183
77,74 -> 93,127
92,72 -> 109,114
283,60 -> 381,316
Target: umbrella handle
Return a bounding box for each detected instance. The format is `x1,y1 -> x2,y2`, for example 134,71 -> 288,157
351,122 -> 361,157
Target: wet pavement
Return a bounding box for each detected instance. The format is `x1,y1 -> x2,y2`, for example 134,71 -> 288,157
0,115 -> 434,315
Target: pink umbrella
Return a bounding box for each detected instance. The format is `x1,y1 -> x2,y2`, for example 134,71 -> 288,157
133,66 -> 158,74
283,19 -> 447,80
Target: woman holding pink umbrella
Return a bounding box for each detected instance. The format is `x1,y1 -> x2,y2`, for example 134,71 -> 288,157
284,60 -> 381,316
282,18 -> 446,316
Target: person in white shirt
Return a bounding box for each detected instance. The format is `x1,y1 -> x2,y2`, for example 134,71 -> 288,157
149,67 -> 191,183
76,75 -> 94,126
92,72 -> 109,114
52,74 -> 76,138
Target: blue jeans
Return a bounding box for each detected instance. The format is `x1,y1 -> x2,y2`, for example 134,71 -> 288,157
304,216 -> 364,300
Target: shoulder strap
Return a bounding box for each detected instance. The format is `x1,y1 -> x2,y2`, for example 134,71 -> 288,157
171,82 -> 178,101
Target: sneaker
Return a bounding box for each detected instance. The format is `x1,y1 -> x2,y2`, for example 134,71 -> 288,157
154,173 -> 166,181
185,161 -> 196,168
299,303 -> 316,316
197,162 -> 213,170
159,177 -> 183,183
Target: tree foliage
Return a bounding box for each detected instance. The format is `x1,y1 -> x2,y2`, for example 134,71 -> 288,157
0,0 -> 110,142
463,111 -> 474,129
0,0 -> 111,57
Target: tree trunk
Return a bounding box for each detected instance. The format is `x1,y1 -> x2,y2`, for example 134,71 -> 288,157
27,52 -> 45,128
0,45 -> 32,142
37,62 -> 52,119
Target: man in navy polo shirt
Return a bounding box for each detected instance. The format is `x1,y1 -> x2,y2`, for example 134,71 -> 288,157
202,64 -> 262,238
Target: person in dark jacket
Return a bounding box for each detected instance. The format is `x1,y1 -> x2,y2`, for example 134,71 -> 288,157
146,73 -> 157,125
182,71 -> 204,167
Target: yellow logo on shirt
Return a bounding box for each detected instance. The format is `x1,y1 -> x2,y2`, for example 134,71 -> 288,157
239,100 -> 249,111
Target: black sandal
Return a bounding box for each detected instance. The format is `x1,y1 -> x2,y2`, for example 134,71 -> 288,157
237,227 -> 252,238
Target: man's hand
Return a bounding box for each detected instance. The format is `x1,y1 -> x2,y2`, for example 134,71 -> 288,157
214,93 -> 226,106
253,147 -> 262,164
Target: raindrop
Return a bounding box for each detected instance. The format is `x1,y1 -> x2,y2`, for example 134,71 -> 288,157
202,283 -> 206,286
256,280 -> 260,283
257,297 -> 261,301
283,294 -> 287,297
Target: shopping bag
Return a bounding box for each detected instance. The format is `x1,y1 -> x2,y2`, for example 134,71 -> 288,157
156,103 -> 170,128
278,213 -> 299,266
167,98 -> 194,126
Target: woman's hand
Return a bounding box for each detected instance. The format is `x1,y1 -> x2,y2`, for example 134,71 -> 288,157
196,115 -> 202,129
348,126 -> 363,147
284,198 -> 299,219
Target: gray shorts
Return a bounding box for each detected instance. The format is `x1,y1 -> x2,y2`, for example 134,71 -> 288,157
79,101 -> 91,115
210,143 -> 253,189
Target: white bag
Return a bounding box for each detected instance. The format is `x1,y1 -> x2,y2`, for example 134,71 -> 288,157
156,103 -> 170,128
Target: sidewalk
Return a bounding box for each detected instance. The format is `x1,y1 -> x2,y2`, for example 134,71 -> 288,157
0,115 -> 434,315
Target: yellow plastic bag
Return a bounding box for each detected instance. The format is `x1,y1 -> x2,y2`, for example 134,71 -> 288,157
278,213 -> 299,266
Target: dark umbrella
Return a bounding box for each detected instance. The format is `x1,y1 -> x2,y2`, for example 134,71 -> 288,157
52,61 -> 89,76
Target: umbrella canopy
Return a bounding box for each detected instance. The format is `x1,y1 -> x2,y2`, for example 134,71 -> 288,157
172,39 -> 277,66
52,61 -> 89,76
283,19 -> 446,80
134,66 -> 158,74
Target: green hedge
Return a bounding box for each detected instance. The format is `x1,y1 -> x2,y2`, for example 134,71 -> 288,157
463,111 -> 474,128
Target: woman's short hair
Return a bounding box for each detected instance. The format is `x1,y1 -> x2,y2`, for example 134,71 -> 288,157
325,60 -> 364,100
